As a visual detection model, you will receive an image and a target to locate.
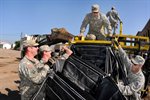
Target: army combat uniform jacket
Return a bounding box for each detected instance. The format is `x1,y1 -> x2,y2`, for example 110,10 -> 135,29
80,13 -> 112,40
18,56 -> 50,100
106,9 -> 121,28
117,47 -> 145,100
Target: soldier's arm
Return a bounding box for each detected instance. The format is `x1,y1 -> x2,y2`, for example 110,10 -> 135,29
54,46 -> 73,72
112,40 -> 132,71
106,11 -> 110,17
118,45 -> 132,71
117,76 -> 145,96
116,13 -> 121,22
80,14 -> 89,35
102,14 -> 112,35
115,11 -> 122,22
31,63 -> 50,84
21,62 -> 50,84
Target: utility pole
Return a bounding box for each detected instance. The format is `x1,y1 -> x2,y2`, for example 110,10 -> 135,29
20,32 -> 24,58
20,32 -> 23,51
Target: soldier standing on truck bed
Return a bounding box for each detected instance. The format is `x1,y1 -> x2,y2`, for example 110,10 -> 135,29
106,6 -> 122,35
79,4 -> 112,40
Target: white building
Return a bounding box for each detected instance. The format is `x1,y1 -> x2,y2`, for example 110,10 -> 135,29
0,41 -> 11,49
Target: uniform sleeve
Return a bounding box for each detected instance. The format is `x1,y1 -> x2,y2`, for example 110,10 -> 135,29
106,11 -> 110,17
80,14 -> 89,34
118,47 -> 132,71
54,59 -> 66,73
19,62 -> 49,84
117,76 -> 144,96
102,14 -> 112,34
115,11 -> 121,21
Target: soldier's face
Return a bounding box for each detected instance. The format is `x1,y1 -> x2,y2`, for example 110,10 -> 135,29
131,64 -> 141,74
92,12 -> 99,16
30,46 -> 39,56
44,51 -> 51,58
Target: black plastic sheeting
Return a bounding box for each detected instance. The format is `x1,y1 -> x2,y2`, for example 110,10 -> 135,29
44,55 -> 126,100
32,45 -> 127,100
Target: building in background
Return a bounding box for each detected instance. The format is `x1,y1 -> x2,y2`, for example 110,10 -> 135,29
137,19 -> 150,38
0,41 -> 11,49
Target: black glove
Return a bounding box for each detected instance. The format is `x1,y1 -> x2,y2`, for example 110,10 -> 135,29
112,39 -> 119,46
120,21 -> 123,24
48,69 -> 55,79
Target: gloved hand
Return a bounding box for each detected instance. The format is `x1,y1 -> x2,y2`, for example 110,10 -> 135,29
78,33 -> 84,37
112,39 -> 120,46
44,65 -> 50,72
108,33 -> 112,37
120,20 -> 123,24
48,69 -> 55,79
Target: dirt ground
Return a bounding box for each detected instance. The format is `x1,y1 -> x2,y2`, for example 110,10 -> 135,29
0,49 -> 20,100
0,48 -> 150,100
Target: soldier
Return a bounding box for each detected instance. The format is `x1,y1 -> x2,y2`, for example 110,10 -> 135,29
113,40 -> 145,100
39,44 -> 73,73
79,4 -> 112,40
106,6 -> 122,35
18,40 -> 51,100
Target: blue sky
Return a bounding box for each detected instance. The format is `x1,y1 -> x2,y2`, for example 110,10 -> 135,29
0,0 -> 150,43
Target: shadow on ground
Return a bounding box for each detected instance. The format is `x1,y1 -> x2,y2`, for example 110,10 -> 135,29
0,88 -> 21,100
0,80 -> 21,100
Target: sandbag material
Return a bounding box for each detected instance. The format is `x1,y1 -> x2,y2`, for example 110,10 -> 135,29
51,28 -> 74,42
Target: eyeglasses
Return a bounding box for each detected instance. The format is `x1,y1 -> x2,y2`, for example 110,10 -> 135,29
93,12 -> 98,14
44,50 -> 51,52
131,60 -> 137,66
133,63 -> 137,66
32,46 -> 39,48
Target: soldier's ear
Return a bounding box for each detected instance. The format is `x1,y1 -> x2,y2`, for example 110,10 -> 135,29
26,46 -> 30,50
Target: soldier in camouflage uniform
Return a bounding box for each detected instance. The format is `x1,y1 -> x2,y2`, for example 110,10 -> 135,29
18,40 -> 51,100
113,40 -> 145,100
106,6 -> 122,35
39,44 -> 73,73
79,4 -> 112,40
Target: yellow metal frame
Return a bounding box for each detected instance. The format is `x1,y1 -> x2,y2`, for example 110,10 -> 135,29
116,34 -> 149,51
70,35 -> 149,51
119,22 -> 123,35
70,22 -> 149,51
71,36 -> 111,44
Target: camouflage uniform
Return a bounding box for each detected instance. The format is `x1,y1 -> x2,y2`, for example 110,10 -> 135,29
80,13 -> 112,40
106,7 -> 122,34
80,4 -> 112,40
39,45 -> 70,73
19,56 -> 50,100
117,47 -> 145,100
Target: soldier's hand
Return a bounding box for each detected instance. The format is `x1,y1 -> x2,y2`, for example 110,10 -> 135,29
78,33 -> 84,37
62,46 -> 73,56
48,69 -> 55,79
44,65 -> 50,72
106,34 -> 113,40
108,33 -> 112,37
120,21 -> 123,24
